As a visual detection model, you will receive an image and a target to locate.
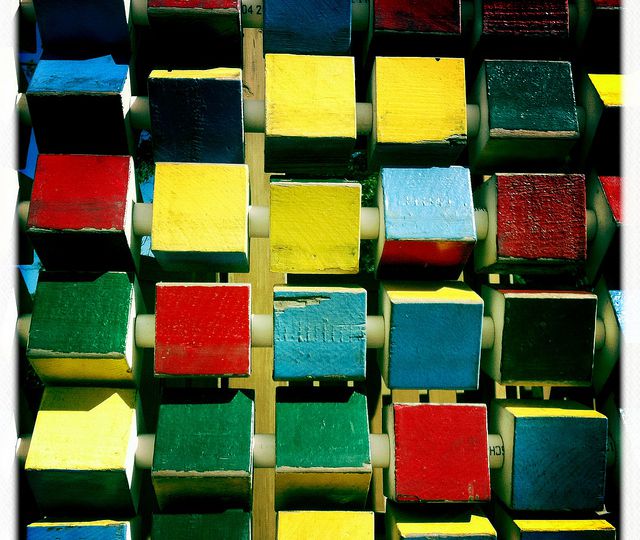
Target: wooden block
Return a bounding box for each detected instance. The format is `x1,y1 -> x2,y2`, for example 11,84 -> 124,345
152,392 -> 254,510
481,286 -> 597,386
265,54 -> 356,173
592,279 -> 622,394
275,391 -> 371,509
384,403 -> 490,502
264,0 -> 351,54
586,174 -> 620,284
474,173 -> 587,275
376,167 -> 475,279
147,0 -> 241,39
148,68 -> 244,163
270,181 -> 361,274
25,387 -> 138,514
27,520 -> 131,539
273,286 -> 366,380
155,283 -> 251,377
386,503 -> 497,540
151,512 -> 251,540
151,163 -> 249,272
277,511 -> 374,539
492,502 -> 616,540
576,0 -> 621,72
577,74 -> 622,174
490,399 -> 608,511
27,272 -> 138,385
469,60 -> 579,172
369,57 -> 467,166
379,282 -> 483,390
27,154 -> 137,272
27,56 -> 131,155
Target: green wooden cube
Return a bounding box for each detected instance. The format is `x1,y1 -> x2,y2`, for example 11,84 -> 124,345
151,512 -> 251,540
275,391 -> 371,509
152,392 -> 254,511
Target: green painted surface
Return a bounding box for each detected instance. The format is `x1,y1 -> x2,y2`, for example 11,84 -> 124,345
276,392 -> 370,469
28,272 -> 132,357
152,393 -> 253,474
152,512 -> 251,540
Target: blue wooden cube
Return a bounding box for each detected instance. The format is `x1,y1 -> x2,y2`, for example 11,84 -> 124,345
490,399 -> 608,511
264,0 -> 351,55
379,282 -> 483,390
148,68 -> 244,163
27,520 -> 132,539
273,286 -> 366,380
27,56 -> 131,155
376,167 -> 476,280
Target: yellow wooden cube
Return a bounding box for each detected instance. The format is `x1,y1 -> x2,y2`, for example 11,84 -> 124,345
369,57 -> 467,166
25,387 -> 138,514
151,163 -> 249,272
277,511 -> 374,540
265,54 -> 356,173
270,181 -> 361,274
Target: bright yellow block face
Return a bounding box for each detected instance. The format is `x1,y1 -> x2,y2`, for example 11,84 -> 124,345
396,514 -> 496,538
515,519 -> 615,533
265,54 -> 356,139
270,182 -> 361,274
25,387 -> 136,471
589,74 -> 623,107
385,282 -> 483,304
150,67 -> 241,80
373,57 -> 467,145
152,163 -> 249,269
277,511 -> 374,540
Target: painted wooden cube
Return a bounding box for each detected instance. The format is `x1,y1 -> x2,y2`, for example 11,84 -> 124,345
27,272 -> 138,385
386,504 -> 497,540
151,511 -> 251,540
270,181 -> 361,274
155,283 -> 251,377
265,54 -> 356,173
264,0 -> 351,54
576,0 -> 621,73
27,56 -> 131,155
384,403 -> 490,502
151,163 -> 249,272
490,399 -> 608,511
273,286 -> 366,380
25,387 -> 138,514
32,0 -> 130,63
148,68 -> 244,163
492,502 -> 616,540
593,278 -> 622,394
27,520 -> 132,539
277,511 -> 374,540
469,60 -> 579,172
368,58 -> 467,167
27,154 -> 137,272
147,0 -> 241,39
376,167 -> 476,279
275,391 -> 371,509
586,174 -> 621,284
152,392 -> 254,510
379,282 -> 483,390
473,173 -> 587,275
481,286 -> 598,386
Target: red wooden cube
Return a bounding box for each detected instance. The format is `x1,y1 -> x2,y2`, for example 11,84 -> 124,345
154,283 -> 251,377
384,403 -> 490,503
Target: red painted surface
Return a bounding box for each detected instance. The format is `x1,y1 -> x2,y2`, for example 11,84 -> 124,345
148,0 -> 238,8
600,176 -> 621,224
374,0 -> 461,34
593,0 -> 620,8
155,284 -> 251,376
392,404 -> 490,502
482,0 -> 569,36
496,174 -> 586,262
381,240 -> 474,267
28,154 -> 130,231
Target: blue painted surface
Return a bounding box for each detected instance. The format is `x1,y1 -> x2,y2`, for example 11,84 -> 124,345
381,167 -> 476,241
387,299 -> 483,389
27,523 -> 128,539
609,290 -> 624,333
273,288 -> 366,380
512,415 -> 608,511
264,0 -> 351,54
28,56 -> 128,94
